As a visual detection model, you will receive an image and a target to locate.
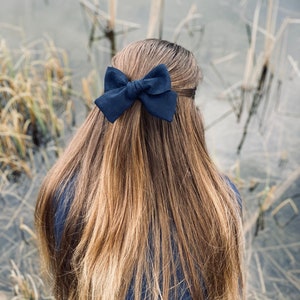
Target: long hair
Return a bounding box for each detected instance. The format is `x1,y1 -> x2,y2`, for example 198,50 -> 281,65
35,39 -> 244,299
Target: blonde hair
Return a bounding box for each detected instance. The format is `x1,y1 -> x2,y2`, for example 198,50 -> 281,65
35,39 -> 244,299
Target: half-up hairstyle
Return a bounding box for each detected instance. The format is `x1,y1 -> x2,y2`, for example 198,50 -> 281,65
35,39 -> 244,300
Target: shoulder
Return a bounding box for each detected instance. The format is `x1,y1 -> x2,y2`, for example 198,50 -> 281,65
224,176 -> 242,211
54,177 -> 76,247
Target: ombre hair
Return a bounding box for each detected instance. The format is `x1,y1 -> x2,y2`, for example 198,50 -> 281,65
35,39 -> 244,299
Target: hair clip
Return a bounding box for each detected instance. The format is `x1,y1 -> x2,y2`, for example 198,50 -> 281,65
94,64 -> 177,123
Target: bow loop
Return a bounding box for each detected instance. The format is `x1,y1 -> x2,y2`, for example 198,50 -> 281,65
94,64 -> 177,123
104,67 -> 128,91
143,64 -> 172,95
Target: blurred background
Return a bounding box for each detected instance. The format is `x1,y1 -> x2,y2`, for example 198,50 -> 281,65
0,0 -> 299,299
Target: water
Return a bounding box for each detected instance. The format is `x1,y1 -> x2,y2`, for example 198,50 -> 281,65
0,0 -> 299,298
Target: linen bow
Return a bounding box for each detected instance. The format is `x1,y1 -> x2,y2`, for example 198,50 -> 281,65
94,64 -> 177,123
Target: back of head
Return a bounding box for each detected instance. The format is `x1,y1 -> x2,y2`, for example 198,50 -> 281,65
112,39 -> 200,89
35,39 -> 244,300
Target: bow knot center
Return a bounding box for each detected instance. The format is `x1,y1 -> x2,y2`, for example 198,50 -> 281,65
126,80 -> 145,100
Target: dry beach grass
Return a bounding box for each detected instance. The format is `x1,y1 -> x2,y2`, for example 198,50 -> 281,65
0,37 -> 75,299
0,38 -> 74,179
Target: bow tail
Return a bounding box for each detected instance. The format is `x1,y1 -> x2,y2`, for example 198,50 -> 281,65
95,88 -> 135,123
141,91 -> 177,122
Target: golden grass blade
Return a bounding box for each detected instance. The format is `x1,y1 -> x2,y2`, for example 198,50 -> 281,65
254,252 -> 266,293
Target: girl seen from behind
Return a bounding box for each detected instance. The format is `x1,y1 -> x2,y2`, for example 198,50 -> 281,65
35,39 -> 244,300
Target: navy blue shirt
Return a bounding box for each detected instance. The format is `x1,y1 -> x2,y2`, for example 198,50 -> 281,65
54,177 -> 242,299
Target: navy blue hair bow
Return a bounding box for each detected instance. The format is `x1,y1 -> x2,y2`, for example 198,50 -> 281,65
94,64 -> 177,123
